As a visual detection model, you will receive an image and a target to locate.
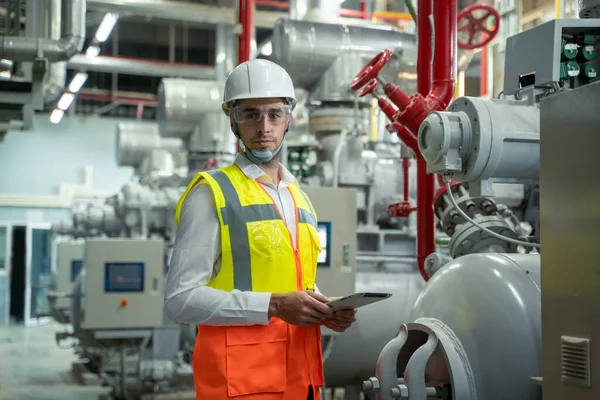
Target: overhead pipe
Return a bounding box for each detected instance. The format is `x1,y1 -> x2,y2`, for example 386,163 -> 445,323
0,0 -> 85,62
77,93 -> 158,106
237,0 -> 255,64
67,54 -> 216,80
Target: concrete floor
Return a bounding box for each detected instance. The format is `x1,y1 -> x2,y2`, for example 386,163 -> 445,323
0,321 -> 110,400
0,321 -> 354,400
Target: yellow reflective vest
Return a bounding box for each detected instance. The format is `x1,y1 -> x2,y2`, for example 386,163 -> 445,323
175,162 -> 321,293
175,163 -> 325,399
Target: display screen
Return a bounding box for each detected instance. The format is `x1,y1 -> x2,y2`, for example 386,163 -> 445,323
104,262 -> 145,292
317,222 -> 331,267
70,260 -> 83,282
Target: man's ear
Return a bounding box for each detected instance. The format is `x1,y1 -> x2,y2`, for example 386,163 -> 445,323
230,118 -> 239,137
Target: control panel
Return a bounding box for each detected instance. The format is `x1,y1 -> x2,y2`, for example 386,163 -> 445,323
82,238 -> 164,330
301,186 -> 357,298
504,19 -> 600,95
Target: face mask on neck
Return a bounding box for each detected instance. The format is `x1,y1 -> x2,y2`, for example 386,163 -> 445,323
235,123 -> 289,165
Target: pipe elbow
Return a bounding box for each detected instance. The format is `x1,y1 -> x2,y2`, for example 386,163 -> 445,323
50,35 -> 85,62
426,80 -> 455,111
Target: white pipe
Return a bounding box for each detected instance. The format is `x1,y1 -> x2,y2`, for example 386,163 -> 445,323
332,128 -> 348,188
0,166 -> 113,208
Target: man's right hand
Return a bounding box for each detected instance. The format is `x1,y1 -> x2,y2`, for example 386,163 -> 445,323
268,290 -> 334,327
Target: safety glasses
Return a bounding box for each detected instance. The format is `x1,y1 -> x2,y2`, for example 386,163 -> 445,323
232,104 -> 291,126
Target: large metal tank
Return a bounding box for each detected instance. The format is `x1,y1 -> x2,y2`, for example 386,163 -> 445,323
324,271 -> 424,387
372,253 -> 541,399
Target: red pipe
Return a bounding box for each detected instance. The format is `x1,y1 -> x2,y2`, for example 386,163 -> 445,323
480,45 -> 488,96
415,0 -> 434,282
403,159 -> 411,202
237,0 -> 255,65
236,0 -> 254,154
388,122 -> 418,154
425,0 -> 458,111
76,93 -> 158,106
417,1 -> 432,97
253,0 -> 289,9
360,0 -> 367,19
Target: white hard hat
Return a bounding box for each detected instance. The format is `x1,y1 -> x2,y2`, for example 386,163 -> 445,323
222,59 -> 297,115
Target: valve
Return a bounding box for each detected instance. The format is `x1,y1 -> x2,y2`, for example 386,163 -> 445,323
350,48 -> 392,91
457,3 -> 501,50
387,201 -> 417,218
358,78 -> 379,97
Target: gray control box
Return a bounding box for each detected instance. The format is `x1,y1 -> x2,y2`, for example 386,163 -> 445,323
82,238 -> 165,330
504,19 -> 600,95
301,186 -> 357,298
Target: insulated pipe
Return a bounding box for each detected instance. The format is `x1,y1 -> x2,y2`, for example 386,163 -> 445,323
25,0 -> 67,102
45,0 -> 68,102
0,0 -> 85,62
272,19 -> 416,90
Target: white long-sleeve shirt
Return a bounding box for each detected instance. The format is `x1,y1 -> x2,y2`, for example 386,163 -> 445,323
164,153 -> 319,326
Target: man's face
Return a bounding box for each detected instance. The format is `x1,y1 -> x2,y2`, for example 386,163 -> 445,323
231,98 -> 290,153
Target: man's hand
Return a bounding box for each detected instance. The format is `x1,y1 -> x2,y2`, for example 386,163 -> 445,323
269,290 -> 334,327
322,309 -> 357,333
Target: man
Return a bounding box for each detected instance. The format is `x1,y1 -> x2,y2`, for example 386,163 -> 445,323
164,58 -> 357,400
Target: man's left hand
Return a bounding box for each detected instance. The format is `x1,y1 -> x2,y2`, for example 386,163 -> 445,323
321,309 -> 357,333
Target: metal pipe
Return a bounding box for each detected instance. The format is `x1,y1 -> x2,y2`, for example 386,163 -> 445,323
25,0 -> 66,102
215,24 -> 234,82
0,0 -> 85,62
237,0 -> 255,64
332,128 -> 348,188
67,54 -> 216,80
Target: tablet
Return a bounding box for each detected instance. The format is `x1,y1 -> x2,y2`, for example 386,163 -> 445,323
327,292 -> 392,311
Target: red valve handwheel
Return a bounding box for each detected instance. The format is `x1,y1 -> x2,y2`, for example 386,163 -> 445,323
358,79 -> 379,97
350,49 -> 392,91
457,3 -> 501,50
